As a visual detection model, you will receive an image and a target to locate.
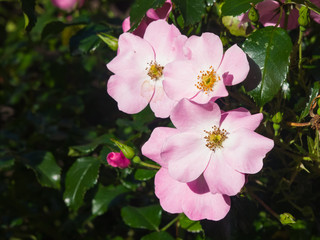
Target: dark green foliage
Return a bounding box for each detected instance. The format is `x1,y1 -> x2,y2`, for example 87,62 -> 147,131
173,0 -> 206,26
130,0 -> 166,30
1,0 -> 320,239
243,27 -> 292,106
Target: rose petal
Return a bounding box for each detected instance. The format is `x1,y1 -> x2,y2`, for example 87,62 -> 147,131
155,168 -> 184,213
122,17 -> 131,32
222,129 -> 274,174
144,20 -> 182,65
257,0 -> 280,27
155,168 -> 231,221
190,78 -> 228,104
107,33 -> 155,76
141,127 -> 178,167
217,44 -> 249,86
182,189 -> 231,221
146,0 -> 172,20
149,81 -> 177,118
170,99 -> 221,132
184,32 -> 223,69
107,75 -> 153,114
204,151 -> 246,196
221,110 -> 263,132
163,131 -> 211,182
163,60 -> 200,102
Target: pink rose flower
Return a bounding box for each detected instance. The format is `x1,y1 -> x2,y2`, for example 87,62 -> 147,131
142,126 -> 230,221
143,99 -> 274,196
51,0 -> 84,11
257,0 -> 299,29
155,168 -> 231,221
122,0 -> 172,37
163,32 -> 249,105
107,20 -> 187,118
107,151 -> 130,168
310,0 -> 320,24
239,0 -> 299,30
239,0 -> 320,29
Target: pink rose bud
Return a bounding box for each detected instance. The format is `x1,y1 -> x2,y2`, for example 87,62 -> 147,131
107,151 -> 130,168
51,0 -> 85,11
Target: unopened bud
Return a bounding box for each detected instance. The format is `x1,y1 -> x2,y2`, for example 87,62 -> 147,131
298,6 -> 310,28
111,139 -> 135,159
272,112 -> 283,124
132,156 -> 141,164
248,6 -> 259,23
106,152 -> 130,168
273,123 -> 280,131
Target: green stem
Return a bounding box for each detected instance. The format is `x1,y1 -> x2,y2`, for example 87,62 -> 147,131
275,6 -> 283,28
137,161 -> 160,170
247,189 -> 280,220
298,29 -> 303,69
161,213 -> 183,231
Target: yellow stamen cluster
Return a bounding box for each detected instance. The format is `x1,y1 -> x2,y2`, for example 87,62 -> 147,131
204,126 -> 228,151
195,66 -> 220,94
146,61 -> 164,80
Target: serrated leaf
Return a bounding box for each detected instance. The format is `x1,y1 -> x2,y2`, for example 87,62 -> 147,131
243,27 -> 292,106
121,205 -> 162,230
141,231 -> 175,240
20,0 -> 37,31
92,184 -> 129,217
63,157 -> 100,211
129,0 -> 166,30
221,0 -> 263,16
69,24 -> 111,55
300,81 -> 320,120
68,134 -> 114,157
23,151 -> 61,189
134,169 -> 157,181
179,214 -> 203,233
174,0 -> 205,26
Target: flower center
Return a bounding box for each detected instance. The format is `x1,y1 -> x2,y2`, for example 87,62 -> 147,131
147,61 -> 164,80
195,66 -> 220,94
204,126 -> 228,151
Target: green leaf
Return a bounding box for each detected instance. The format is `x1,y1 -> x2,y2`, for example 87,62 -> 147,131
97,33 -> 118,51
129,0 -> 166,30
23,151 -> 61,189
243,27 -> 293,106
280,213 -> 296,225
221,0 -> 263,16
179,214 -> 203,233
174,0 -> 206,26
92,184 -> 129,217
63,157 -> 100,211
20,0 -> 37,31
69,24 -> 111,55
41,21 -> 67,39
307,136 -> 314,154
121,205 -> 162,230
141,232 -> 175,240
300,81 -> 320,120
134,169 -> 157,181
68,134 -> 113,157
